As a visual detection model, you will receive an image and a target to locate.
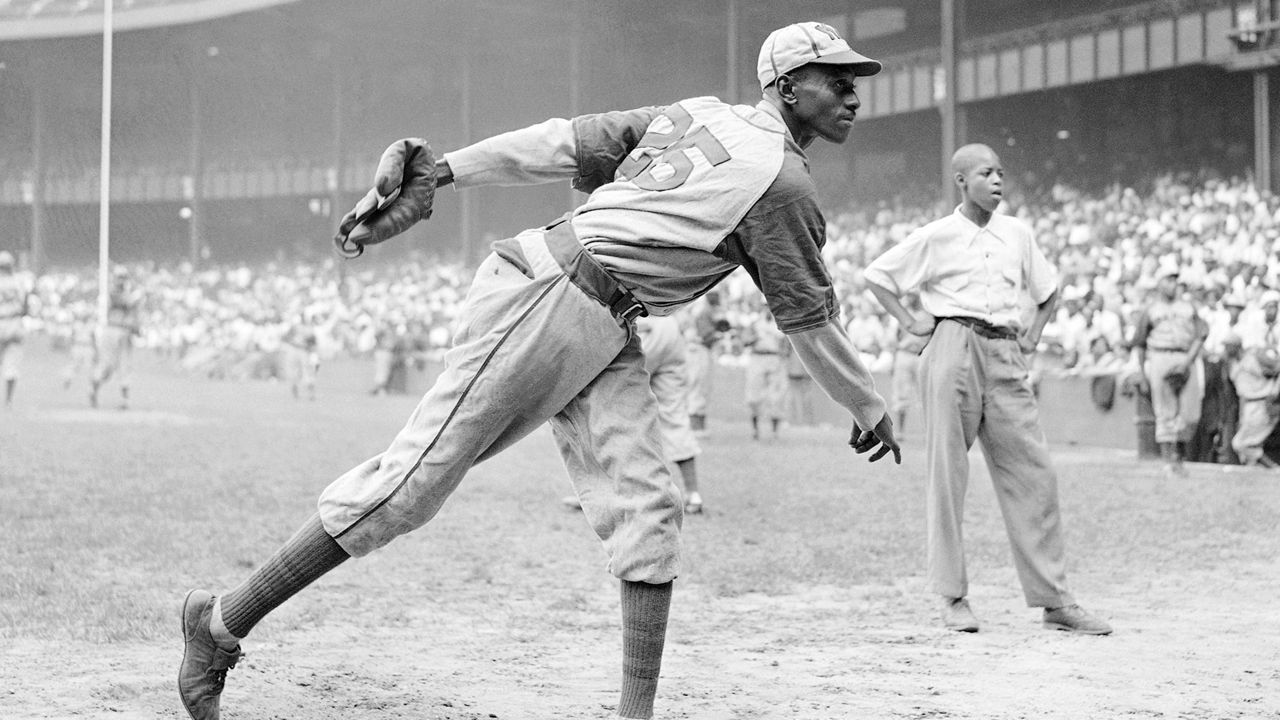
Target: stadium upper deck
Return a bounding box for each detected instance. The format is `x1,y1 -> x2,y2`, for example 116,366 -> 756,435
0,0 -> 1266,267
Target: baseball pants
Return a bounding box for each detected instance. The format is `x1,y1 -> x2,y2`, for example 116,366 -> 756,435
0,337 -> 21,381
745,352 -> 786,419
1143,350 -> 1204,444
639,317 -> 700,463
920,319 -> 1074,608
684,342 -> 713,419
93,326 -> 133,387
317,227 -> 684,583
1232,398 -> 1278,464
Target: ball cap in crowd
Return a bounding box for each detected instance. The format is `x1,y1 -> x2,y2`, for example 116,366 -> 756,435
0,251 -> 13,268
1263,289 -> 1280,306
757,22 -> 882,89
1156,263 -> 1180,280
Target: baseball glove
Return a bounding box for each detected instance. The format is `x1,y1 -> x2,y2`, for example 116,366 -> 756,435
1163,367 -> 1189,394
334,138 -> 437,259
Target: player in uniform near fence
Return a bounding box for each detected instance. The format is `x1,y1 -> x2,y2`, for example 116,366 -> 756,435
684,290 -> 728,433
888,293 -> 928,434
566,314 -> 707,515
865,142 -> 1112,636
0,251 -> 30,409
177,22 -> 900,720
280,314 -> 319,401
742,304 -> 789,439
90,266 -> 143,410
1132,263 -> 1208,478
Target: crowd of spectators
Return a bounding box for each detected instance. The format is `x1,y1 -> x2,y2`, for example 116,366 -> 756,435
16,167 -> 1280,464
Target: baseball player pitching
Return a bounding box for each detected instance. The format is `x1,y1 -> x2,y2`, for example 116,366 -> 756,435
179,21 -> 898,719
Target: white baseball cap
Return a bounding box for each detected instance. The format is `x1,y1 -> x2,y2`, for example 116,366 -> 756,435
0,250 -> 13,268
757,22 -> 882,90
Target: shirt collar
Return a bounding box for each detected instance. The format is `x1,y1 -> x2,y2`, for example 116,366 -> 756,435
953,205 -> 1010,245
755,98 -> 793,141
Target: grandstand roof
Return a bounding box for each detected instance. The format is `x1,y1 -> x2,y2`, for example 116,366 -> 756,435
0,0 -> 303,39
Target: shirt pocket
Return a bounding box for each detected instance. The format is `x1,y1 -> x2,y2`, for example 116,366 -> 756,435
997,267 -> 1022,313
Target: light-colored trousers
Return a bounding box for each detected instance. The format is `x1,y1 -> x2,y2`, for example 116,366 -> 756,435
1144,350 -> 1204,444
684,342 -> 713,418
920,319 -> 1074,608
318,229 -> 684,583
1232,398 -> 1278,464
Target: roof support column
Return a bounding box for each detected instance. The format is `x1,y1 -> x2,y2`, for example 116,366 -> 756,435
940,0 -> 966,206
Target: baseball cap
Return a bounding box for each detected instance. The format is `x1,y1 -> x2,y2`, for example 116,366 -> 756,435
0,251 -> 12,268
1156,263 -> 1179,280
1223,293 -> 1246,308
757,22 -> 882,89
1263,289 -> 1280,306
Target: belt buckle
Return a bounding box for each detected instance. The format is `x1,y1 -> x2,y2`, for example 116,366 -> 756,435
620,299 -> 646,322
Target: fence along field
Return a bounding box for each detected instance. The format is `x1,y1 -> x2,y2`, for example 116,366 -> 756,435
1,340 -> 1277,719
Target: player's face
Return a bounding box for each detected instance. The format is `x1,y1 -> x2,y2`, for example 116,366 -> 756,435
959,154 -> 1004,212
789,65 -> 862,145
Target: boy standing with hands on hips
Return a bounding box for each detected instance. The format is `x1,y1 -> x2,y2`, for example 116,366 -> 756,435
864,143 -> 1111,636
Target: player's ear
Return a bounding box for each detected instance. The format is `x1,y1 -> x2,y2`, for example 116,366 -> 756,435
774,74 -> 798,104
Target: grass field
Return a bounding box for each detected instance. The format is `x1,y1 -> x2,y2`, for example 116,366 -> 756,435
2,339 -> 1278,719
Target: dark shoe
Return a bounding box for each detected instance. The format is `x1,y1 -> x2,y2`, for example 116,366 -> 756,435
941,597 -> 979,632
179,589 -> 242,720
1043,604 -> 1112,635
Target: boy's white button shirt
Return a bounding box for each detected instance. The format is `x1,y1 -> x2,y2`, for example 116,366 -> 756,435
865,207 -> 1059,331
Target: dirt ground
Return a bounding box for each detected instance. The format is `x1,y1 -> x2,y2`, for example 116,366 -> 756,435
2,346 -> 1279,719
7,449 -> 1279,720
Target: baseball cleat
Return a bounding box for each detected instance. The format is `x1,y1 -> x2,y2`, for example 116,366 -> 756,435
683,492 -> 703,515
1043,604 -> 1112,635
179,589 -> 242,720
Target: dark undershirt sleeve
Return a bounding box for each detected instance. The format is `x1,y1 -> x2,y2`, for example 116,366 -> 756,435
717,163 -> 838,334
570,106 -> 663,194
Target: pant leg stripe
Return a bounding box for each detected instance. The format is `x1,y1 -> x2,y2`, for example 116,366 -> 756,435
334,274 -> 569,539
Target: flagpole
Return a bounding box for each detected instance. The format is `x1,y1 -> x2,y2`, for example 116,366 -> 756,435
97,0 -> 114,328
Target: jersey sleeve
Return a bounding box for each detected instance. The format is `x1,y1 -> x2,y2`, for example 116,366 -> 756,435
716,158 -> 837,334
571,106 -> 663,194
441,107 -> 661,192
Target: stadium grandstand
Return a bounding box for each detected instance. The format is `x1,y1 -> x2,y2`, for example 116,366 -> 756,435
0,0 -> 1271,269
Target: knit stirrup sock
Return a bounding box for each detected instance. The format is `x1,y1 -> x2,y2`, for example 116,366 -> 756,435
216,513 -> 350,640
616,579 -> 673,719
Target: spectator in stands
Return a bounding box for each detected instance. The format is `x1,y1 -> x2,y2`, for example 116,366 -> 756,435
1225,333 -> 1280,468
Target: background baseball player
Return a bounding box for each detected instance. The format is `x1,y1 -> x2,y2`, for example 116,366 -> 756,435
91,266 -> 144,409
865,142 -> 1111,636
742,303 -> 789,440
1132,264 -> 1208,478
0,251 -> 30,409
565,314 -> 706,514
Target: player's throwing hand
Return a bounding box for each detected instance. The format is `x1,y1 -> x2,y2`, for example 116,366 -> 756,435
849,413 -> 902,464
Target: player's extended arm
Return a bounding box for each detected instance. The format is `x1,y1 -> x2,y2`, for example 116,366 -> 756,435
788,322 -> 900,464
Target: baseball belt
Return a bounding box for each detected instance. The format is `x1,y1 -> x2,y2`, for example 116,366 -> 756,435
544,220 -> 648,323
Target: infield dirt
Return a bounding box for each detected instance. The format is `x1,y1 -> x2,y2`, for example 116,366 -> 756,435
2,345 -> 1277,719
